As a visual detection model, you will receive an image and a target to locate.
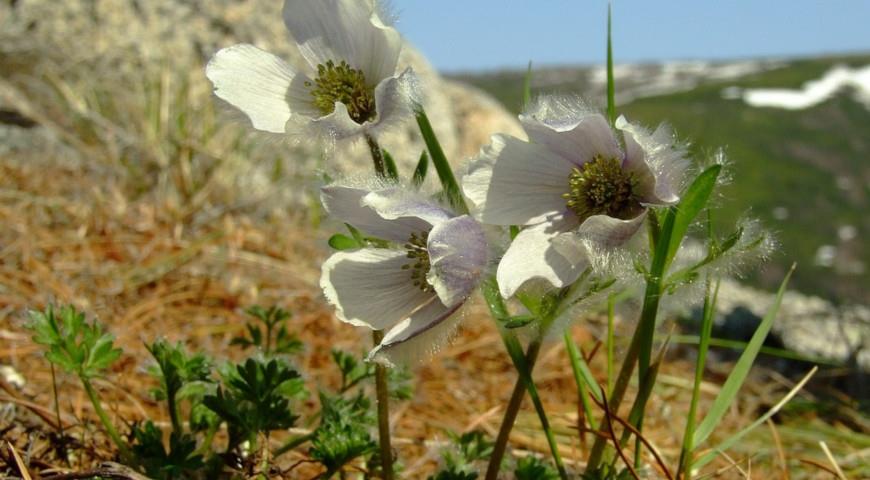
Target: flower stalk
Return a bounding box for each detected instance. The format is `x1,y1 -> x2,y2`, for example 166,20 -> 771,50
372,329 -> 394,480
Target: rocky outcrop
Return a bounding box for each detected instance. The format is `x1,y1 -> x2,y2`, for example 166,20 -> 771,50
716,279 -> 870,370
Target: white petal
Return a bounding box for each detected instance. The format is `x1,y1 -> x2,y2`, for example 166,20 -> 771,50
520,102 -> 621,165
462,134 -> 574,226
575,211 -> 647,247
497,221 -> 589,298
206,44 -> 296,134
363,68 -> 419,137
367,296 -> 463,366
617,116 -> 686,205
320,248 -> 436,330
426,215 -> 488,307
310,101 -> 367,139
283,0 -> 401,82
320,186 -> 446,242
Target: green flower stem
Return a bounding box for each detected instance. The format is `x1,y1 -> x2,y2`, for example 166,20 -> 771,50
413,104 -> 467,213
364,134 -> 388,180
167,388 -> 182,435
485,339 -> 542,480
82,379 -> 133,462
372,329 -> 394,480
481,277 -> 568,480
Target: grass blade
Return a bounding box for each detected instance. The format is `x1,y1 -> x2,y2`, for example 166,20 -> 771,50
564,332 -> 600,433
606,2 -> 616,126
662,165 -> 721,270
692,365 -> 817,472
522,60 -> 533,111
413,104 -> 467,213
382,148 -> 399,181
412,150 -> 428,187
692,264 -> 795,448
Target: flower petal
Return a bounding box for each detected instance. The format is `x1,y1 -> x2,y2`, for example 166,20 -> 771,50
463,134 -> 574,226
320,186 -> 448,242
283,0 -> 401,82
497,221 -> 589,298
426,215 -> 488,307
367,296 -> 463,366
617,116 -> 686,205
364,68 -> 419,136
206,44 -> 296,133
575,211 -> 647,247
320,248 -> 436,330
520,98 -> 621,165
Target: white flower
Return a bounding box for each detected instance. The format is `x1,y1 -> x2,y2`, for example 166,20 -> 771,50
319,184 -> 488,365
205,0 -> 417,140
462,96 -> 688,298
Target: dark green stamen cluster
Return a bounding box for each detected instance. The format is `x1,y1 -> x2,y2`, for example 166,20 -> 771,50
401,231 -> 434,293
305,60 -> 376,124
564,154 -> 642,221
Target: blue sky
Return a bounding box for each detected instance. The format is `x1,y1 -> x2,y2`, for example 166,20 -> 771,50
391,1 -> 870,72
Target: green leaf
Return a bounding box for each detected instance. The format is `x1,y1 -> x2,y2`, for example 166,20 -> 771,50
412,150 -> 429,187
501,314 -> 536,329
516,455 -> 559,480
414,104 -> 467,213
692,265 -> 795,448
661,165 -> 722,270
328,233 -> 359,250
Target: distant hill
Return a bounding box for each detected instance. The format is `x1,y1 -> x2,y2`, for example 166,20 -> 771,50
449,54 -> 870,304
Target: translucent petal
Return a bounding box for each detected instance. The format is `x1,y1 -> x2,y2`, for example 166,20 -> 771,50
283,0 -> 401,82
520,101 -> 621,166
497,221 -> 589,298
463,134 -> 574,226
617,116 -> 686,205
426,215 -> 488,307
205,44 -> 295,133
575,211 -> 647,247
367,297 -> 462,366
320,249 -> 436,330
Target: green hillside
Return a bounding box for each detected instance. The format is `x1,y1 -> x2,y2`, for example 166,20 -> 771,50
451,55 -> 870,304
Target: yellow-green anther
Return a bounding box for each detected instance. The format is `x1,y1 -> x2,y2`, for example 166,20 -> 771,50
401,231 -> 434,292
305,60 -> 376,124
564,155 -> 642,221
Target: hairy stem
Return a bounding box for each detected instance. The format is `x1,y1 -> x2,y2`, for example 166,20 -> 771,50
372,330 -> 394,480
485,340 -> 542,480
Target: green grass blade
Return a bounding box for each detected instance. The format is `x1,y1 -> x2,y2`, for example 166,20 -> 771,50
564,332 -> 600,431
606,2 -> 616,126
382,148 -> 399,181
522,60 -> 533,111
692,265 -> 795,448
413,104 -> 467,213
412,150 -> 428,187
692,365 -> 817,472
677,278 -> 719,480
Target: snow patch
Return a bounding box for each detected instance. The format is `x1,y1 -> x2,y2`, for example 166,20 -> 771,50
732,64 -> 870,110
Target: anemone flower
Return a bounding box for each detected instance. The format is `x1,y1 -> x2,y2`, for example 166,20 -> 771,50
320,184 -> 487,365
462,96 -> 688,298
206,0 -> 417,140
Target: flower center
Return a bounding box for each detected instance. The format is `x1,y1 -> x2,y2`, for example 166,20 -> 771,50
401,231 -> 434,293
305,60 -> 376,124
564,155 -> 642,221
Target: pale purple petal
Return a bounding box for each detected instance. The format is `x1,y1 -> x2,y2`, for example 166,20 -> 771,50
320,248 -> 436,330
520,99 -> 621,166
206,44 -> 296,134
283,0 -> 401,82
425,215 -> 488,307
462,134 -> 574,226
367,297 -> 462,366
497,220 -> 590,298
575,211 -> 647,247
